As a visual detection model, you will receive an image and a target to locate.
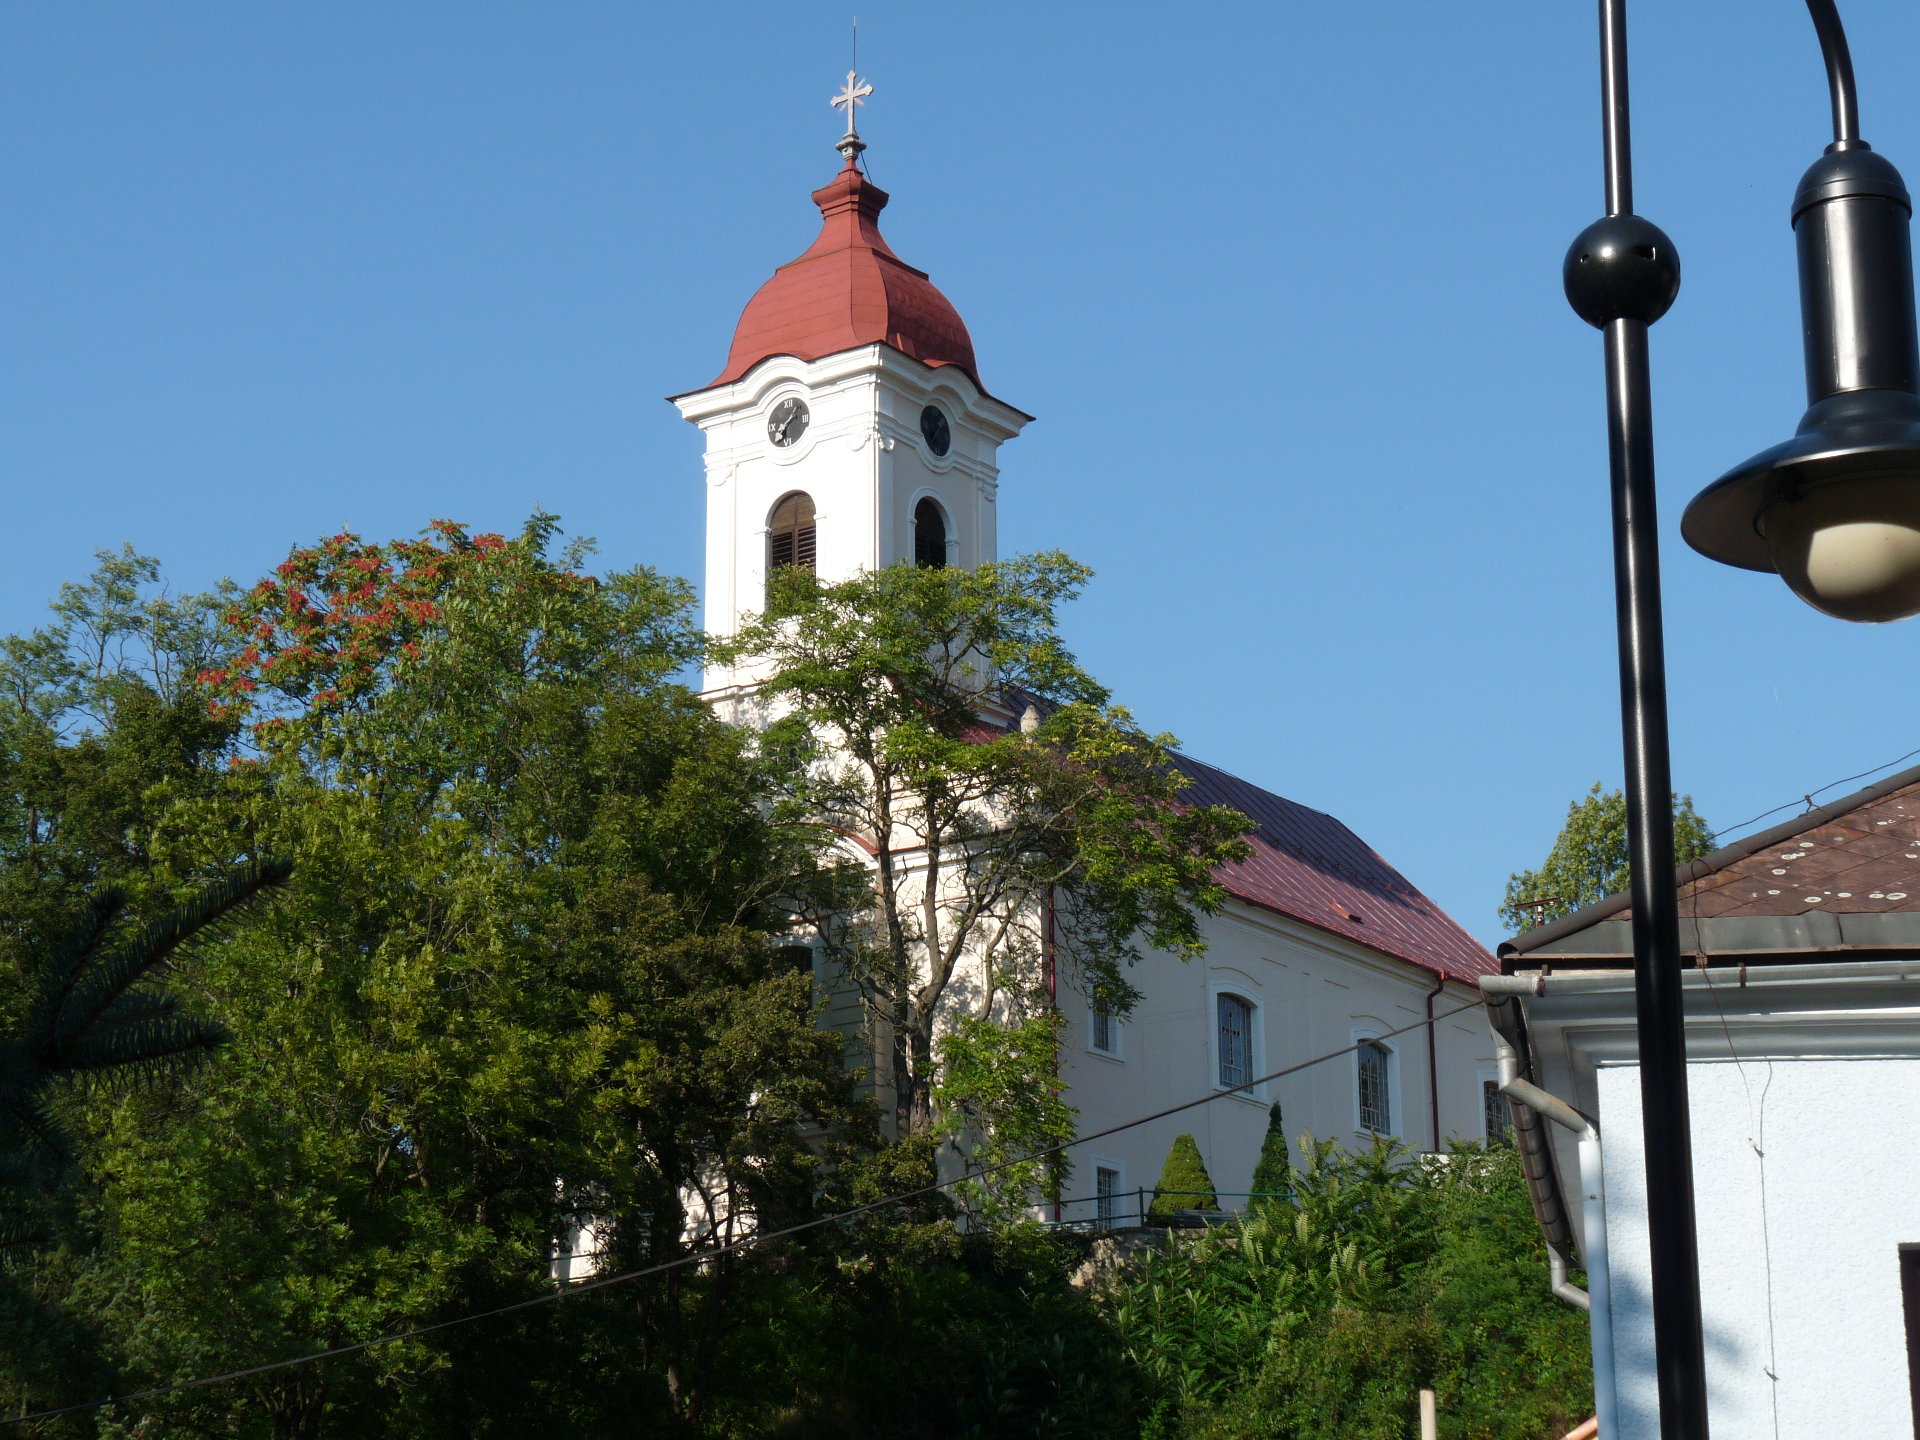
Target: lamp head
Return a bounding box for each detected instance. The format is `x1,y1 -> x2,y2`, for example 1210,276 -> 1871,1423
1683,390 -> 1920,622
1683,143 -> 1920,622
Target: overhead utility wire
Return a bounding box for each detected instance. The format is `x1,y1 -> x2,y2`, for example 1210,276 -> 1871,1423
2,996 -> 1487,1426
1712,745 -> 1920,841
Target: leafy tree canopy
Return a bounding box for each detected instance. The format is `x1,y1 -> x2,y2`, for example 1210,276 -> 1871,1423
1500,782 -> 1715,933
724,555 -> 1253,1186
0,519 -> 887,1434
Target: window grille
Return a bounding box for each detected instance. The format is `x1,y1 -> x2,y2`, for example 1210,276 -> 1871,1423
913,497 -> 948,569
1483,1079 -> 1511,1143
767,492 -> 817,579
1357,1040 -> 1392,1134
1090,1003 -> 1115,1055
1095,1166 -> 1120,1227
1217,994 -> 1253,1089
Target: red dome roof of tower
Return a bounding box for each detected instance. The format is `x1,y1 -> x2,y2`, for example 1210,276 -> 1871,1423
710,158 -> 980,388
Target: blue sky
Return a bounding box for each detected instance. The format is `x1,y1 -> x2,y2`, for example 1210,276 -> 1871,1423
4,1 -> 1920,946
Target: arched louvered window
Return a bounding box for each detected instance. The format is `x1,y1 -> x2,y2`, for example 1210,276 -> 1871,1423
913,497 -> 948,569
767,492 -> 816,579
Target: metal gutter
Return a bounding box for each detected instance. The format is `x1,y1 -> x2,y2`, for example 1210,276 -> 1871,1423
1481,989 -> 1584,1301
1485,958 -> 1920,995
1481,980 -> 1620,1440
1517,911 -> 1920,964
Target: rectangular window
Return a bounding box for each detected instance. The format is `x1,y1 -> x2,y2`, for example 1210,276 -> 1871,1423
1096,1166 -> 1120,1228
1090,1003 -> 1116,1055
1358,1040 -> 1392,1134
1483,1079 -> 1511,1143
1217,994 -> 1253,1089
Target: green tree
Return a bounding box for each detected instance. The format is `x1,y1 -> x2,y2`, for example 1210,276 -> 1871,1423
0,857 -> 288,1186
1249,1103 -> 1291,1206
0,546 -> 236,1006
1111,1138 -> 1592,1439
10,519 -> 878,1435
1148,1133 -> 1218,1220
725,557 -> 1253,1176
1500,782 -> 1716,932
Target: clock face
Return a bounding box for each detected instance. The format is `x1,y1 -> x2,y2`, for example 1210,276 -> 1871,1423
768,397 -> 810,447
920,404 -> 951,456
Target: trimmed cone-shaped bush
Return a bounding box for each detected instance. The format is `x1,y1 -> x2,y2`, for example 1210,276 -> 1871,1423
1148,1133 -> 1218,1219
1250,1101 -> 1292,1205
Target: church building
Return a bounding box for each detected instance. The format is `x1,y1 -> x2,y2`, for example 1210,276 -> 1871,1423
667,86 -> 1498,1219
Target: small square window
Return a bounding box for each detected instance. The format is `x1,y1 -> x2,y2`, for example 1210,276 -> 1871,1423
1357,1040 -> 1392,1134
1217,994 -> 1254,1089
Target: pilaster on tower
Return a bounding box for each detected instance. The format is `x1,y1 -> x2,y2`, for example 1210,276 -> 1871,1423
669,127 -> 1031,700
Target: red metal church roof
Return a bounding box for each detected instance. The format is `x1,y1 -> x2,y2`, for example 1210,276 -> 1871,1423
709,158 -> 980,389
994,690 -> 1494,983
1174,755 -> 1497,984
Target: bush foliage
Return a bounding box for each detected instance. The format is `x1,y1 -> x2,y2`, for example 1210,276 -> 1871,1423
1148,1133 -> 1219,1220
1110,1137 -> 1594,1440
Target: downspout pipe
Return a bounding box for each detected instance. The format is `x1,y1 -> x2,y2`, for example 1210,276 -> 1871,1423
1424,968 -> 1446,1152
1482,982 -> 1619,1440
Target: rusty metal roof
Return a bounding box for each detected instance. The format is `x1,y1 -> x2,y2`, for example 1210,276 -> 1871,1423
1503,761 -> 1920,964
1173,754 -> 1497,984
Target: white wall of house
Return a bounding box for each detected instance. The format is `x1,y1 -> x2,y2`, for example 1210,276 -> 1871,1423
1053,898 -> 1495,1224
1599,1057 -> 1920,1440
1507,963 -> 1920,1440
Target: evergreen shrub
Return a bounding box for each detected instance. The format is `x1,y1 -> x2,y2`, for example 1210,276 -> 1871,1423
1147,1134 -> 1218,1221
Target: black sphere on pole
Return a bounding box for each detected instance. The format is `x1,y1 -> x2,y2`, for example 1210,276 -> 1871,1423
1564,215 -> 1680,329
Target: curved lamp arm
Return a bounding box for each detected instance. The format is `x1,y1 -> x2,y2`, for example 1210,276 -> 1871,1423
1804,0 -> 1860,147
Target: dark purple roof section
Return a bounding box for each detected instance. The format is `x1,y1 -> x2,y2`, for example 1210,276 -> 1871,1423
1173,754 -> 1497,984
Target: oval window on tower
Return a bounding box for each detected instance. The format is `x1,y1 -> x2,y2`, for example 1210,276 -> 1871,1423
768,492 -> 817,590
913,497 -> 949,569
920,405 -> 951,456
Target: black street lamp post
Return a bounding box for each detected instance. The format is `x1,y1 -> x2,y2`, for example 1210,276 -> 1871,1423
1559,2 -> 1920,1437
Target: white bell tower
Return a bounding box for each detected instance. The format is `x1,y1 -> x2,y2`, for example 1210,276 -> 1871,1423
670,86 -> 1030,697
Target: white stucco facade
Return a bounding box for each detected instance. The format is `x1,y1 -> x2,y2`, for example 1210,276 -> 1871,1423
1055,900 -> 1495,1224
1493,963 -> 1920,1440
672,345 -> 1028,696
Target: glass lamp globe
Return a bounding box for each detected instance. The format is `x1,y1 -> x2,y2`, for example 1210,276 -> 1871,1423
1760,471 -> 1920,622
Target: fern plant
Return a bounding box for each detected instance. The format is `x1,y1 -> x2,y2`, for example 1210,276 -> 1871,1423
0,856 -> 291,1184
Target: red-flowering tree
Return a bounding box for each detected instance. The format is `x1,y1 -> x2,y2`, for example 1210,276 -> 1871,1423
203,517 -> 580,734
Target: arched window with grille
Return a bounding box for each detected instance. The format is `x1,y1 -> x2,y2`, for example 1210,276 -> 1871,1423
1357,1039 -> 1394,1134
913,497 -> 948,569
767,492 -> 816,586
1216,993 -> 1254,1090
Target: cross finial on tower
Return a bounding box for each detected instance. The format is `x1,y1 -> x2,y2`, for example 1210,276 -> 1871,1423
832,70 -> 873,160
